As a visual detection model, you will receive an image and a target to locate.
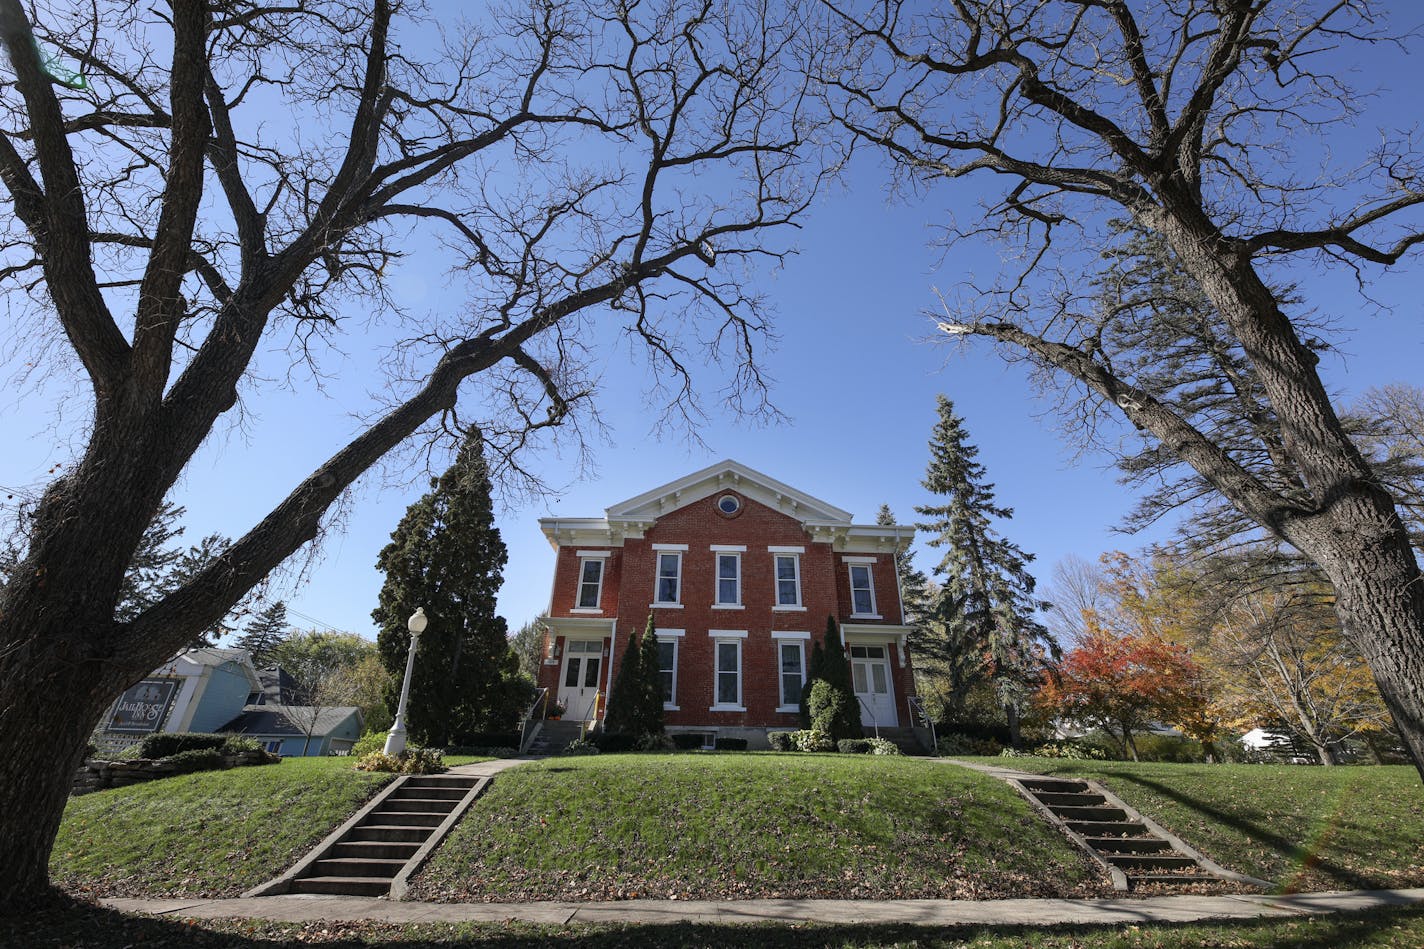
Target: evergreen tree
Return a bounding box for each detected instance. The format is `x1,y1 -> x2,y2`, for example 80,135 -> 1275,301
914,395 -> 1058,746
373,430 -> 517,747
636,614 -> 665,736
877,503 -> 930,629
603,629 -> 642,736
819,615 -> 862,740
235,601 -> 290,668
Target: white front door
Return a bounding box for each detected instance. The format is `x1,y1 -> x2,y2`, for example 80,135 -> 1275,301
850,644 -> 897,728
559,640 -> 604,721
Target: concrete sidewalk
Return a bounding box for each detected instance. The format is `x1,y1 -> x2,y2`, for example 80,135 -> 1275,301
101,888 -> 1424,928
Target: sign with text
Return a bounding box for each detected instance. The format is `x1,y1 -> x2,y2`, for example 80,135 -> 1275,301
106,678 -> 180,734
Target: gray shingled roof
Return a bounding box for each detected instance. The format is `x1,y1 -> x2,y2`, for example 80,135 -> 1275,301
217,704 -> 360,737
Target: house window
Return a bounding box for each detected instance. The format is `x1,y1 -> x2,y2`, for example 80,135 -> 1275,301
779,641 -> 805,708
709,631 -> 746,710
263,740 -> 282,754
657,637 -> 679,707
577,558 -> 604,609
716,552 -> 741,606
849,563 -> 877,616
655,552 -> 682,605
775,554 -> 801,607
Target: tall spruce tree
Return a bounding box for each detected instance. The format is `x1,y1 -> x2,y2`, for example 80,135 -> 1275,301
235,601 -> 290,668
877,504 -> 930,629
373,431 -> 516,747
603,629 -> 642,736
915,395 -> 1057,746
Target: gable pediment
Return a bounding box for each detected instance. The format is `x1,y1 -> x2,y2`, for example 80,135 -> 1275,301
605,459 -> 852,526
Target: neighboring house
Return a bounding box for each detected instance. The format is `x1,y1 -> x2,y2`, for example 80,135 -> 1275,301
256,666 -> 303,706
217,705 -> 364,757
536,460 -> 917,749
99,647 -> 263,749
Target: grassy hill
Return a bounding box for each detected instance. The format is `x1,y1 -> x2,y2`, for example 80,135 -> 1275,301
408,753 -> 1108,902
969,758 -> 1424,893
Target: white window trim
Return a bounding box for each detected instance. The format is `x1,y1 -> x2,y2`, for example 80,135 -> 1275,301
710,634 -> 745,711
714,550 -> 742,607
574,556 -> 605,612
775,636 -> 808,712
710,544 -> 747,552
773,551 -> 803,610
576,550 -> 613,558
653,550 -> 684,606
768,545 -> 806,554
848,562 -> 881,619
655,629 -> 682,710
771,630 -> 811,640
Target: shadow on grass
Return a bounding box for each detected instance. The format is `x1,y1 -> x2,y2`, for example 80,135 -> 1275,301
10,900 -> 1424,949
1102,773 -> 1376,892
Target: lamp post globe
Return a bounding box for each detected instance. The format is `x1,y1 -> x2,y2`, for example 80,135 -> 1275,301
384,607 -> 428,756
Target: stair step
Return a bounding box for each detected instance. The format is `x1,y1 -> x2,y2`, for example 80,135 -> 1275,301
1106,853 -> 1199,870
1050,805 -> 1129,822
1063,820 -> 1152,837
1127,872 -> 1219,885
375,797 -> 459,813
309,857 -> 408,878
1035,791 -> 1108,807
1021,778 -> 1090,794
364,810 -> 445,827
348,824 -> 434,843
331,840 -> 423,860
1084,836 -> 1174,854
390,787 -> 468,801
288,876 -> 393,897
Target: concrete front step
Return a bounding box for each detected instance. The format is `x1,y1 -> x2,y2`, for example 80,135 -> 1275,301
376,796 -> 464,813
1126,872 -> 1221,885
1036,791 -> 1108,808
346,825 -> 433,843
331,840 -> 424,860
1085,836 -> 1174,854
310,857 -> 409,879
287,876 -> 394,897
1106,853 -> 1200,871
389,786 -> 470,801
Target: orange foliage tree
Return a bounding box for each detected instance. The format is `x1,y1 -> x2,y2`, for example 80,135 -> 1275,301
1037,620 -> 1210,761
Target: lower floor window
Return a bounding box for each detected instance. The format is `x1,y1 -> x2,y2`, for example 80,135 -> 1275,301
263,740 -> 282,754
658,638 -> 678,705
779,642 -> 805,707
715,640 -> 741,706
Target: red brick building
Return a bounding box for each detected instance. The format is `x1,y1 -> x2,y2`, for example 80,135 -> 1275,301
536,460 -> 917,748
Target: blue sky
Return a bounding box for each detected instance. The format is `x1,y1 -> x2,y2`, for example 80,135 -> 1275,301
2,3 -> 1421,645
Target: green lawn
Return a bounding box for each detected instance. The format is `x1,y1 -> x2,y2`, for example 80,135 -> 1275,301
13,900 -> 1424,947
409,752 -> 1107,902
964,758 -> 1424,892
52,757 -> 395,899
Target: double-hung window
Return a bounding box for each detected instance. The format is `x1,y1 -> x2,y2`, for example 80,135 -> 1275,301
655,629 -> 682,708
709,630 -> 746,710
653,545 -> 685,606
771,548 -> 803,609
575,554 -> 606,610
712,547 -> 743,607
772,631 -> 809,711
847,560 -> 878,616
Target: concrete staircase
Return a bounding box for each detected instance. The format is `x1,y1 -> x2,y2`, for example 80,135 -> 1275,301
1015,776 -> 1222,890
279,774 -> 483,897
525,719 -> 585,755
871,727 -> 930,756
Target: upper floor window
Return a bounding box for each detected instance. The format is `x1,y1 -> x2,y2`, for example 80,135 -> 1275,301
774,554 -> 801,607
849,562 -> 877,616
655,551 -> 682,605
716,552 -> 741,605
576,558 -> 604,610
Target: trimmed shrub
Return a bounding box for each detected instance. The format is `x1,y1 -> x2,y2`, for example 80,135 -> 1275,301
671,733 -> 707,750
936,732 -> 1003,757
636,733 -> 675,752
713,737 -> 747,751
866,737 -> 902,756
139,732 -> 226,759
352,731 -> 388,757
592,732 -> 636,753
837,738 -> 873,754
355,747 -> 447,774
767,731 -> 794,752
219,737 -> 262,755
791,729 -> 833,752
561,738 -> 601,756
166,748 -> 225,774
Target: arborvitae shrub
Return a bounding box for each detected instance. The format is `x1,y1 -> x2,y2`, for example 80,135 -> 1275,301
837,738 -> 873,754
767,731 -> 795,751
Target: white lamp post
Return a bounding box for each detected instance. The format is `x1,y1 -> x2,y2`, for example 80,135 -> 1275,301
384,607 -> 428,756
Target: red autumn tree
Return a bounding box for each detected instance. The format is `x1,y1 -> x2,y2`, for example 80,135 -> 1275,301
1037,620 -> 1209,761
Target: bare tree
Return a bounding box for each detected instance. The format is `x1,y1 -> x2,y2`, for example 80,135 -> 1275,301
0,0 -> 817,908
818,0 -> 1424,778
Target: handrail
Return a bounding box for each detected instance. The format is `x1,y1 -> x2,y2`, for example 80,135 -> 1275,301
518,687 -> 550,754
855,694 -> 881,739
907,695 -> 936,755
581,690 -> 605,740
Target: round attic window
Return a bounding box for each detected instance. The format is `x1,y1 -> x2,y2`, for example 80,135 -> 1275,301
717,494 -> 741,515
